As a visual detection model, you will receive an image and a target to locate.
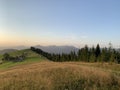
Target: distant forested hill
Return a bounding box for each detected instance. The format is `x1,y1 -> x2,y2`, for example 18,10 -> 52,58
35,45 -> 79,54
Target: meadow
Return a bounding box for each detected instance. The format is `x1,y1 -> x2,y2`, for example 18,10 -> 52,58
0,49 -> 47,70
0,61 -> 120,90
0,50 -> 120,90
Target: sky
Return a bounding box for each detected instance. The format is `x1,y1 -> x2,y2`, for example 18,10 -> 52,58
0,0 -> 120,48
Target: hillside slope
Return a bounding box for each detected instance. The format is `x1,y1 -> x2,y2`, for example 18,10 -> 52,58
0,49 -> 47,70
0,49 -> 120,90
0,62 -> 120,90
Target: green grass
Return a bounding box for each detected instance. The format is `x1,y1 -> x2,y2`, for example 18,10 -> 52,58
0,57 -> 45,70
0,49 -> 47,70
10,49 -> 37,56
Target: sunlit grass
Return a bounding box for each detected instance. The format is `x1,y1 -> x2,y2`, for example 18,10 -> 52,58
0,49 -> 120,90
0,62 -> 120,90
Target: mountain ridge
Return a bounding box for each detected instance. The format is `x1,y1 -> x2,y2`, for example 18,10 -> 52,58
0,49 -> 17,55
35,45 -> 79,54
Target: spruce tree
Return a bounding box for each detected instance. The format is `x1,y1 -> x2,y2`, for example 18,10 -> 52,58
95,44 -> 101,57
95,44 -> 101,62
89,46 -> 96,62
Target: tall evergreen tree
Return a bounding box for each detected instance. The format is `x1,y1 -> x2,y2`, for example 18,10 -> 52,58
89,46 -> 96,62
95,44 -> 101,62
95,44 -> 101,57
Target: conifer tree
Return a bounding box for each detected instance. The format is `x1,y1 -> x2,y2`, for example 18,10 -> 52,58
95,44 -> 101,61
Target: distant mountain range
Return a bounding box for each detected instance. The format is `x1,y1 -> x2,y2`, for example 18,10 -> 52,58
0,45 -> 79,54
0,46 -> 28,50
35,45 -> 79,54
0,49 -> 17,55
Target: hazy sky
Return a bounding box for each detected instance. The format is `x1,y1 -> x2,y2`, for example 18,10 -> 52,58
0,0 -> 120,48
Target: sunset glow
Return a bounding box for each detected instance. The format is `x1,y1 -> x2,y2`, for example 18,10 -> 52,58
0,0 -> 120,48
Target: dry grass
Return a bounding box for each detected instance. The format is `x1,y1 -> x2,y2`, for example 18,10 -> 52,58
0,61 -> 120,90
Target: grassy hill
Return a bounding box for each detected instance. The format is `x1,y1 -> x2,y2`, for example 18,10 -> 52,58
0,49 -> 120,90
0,62 -> 120,90
0,49 -> 47,70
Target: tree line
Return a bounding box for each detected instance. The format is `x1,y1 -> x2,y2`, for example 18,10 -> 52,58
31,44 -> 120,63
2,53 -> 26,62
